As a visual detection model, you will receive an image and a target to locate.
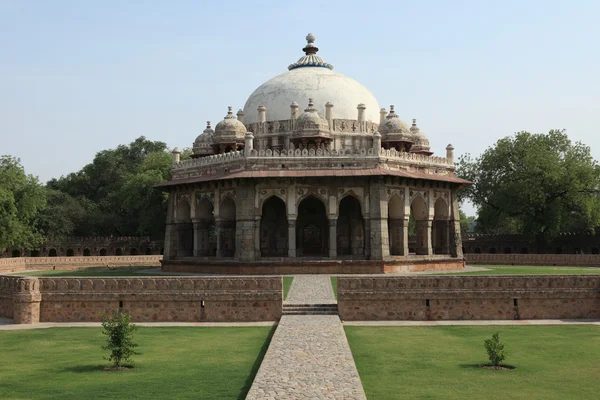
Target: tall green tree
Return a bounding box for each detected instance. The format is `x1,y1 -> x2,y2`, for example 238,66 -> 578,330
0,156 -> 47,250
457,130 -> 600,245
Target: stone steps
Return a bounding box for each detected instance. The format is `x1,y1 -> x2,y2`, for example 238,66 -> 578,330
283,304 -> 338,315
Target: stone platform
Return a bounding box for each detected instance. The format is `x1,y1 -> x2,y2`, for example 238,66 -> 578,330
161,256 -> 465,275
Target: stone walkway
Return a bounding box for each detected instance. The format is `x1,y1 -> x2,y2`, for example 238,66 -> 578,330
246,275 -> 366,399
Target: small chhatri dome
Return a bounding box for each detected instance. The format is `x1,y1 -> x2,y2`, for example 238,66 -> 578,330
409,119 -> 432,155
378,104 -> 410,136
192,121 -> 216,157
293,98 -> 330,136
214,106 -> 247,140
288,33 -> 334,71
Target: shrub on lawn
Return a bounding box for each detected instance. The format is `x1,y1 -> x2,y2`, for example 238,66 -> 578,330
101,310 -> 140,369
484,331 -> 506,366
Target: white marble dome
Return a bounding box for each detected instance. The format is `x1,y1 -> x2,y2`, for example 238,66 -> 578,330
242,34 -> 380,125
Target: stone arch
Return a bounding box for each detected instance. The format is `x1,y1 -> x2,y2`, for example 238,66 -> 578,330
130,248 -> 138,255
410,195 -> 430,255
145,247 -> 152,255
257,191 -> 286,216
297,195 -> 329,257
176,197 -> 192,221
115,248 -> 123,256
219,197 -> 236,257
337,191 -> 364,216
388,194 -> 406,256
48,248 -> 57,257
99,248 -> 107,256
592,247 -> 599,255
260,196 -> 288,257
337,195 -> 364,256
432,197 -> 450,254
296,191 -> 328,214
83,248 -> 91,256
66,249 -> 74,257
196,197 -> 216,256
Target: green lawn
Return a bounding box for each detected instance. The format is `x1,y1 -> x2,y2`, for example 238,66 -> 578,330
454,265 -> 600,275
283,276 -> 293,299
17,266 -> 161,277
0,326 -> 273,400
331,276 -> 337,299
345,325 -> 600,400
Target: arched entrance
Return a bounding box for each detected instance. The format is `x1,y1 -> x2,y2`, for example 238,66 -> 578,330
66,249 -> 74,257
260,196 -> 288,257
219,197 -> 236,257
48,248 -> 57,257
297,196 -> 328,257
11,250 -> 21,257
83,248 -> 91,256
337,196 -> 364,256
115,248 -> 123,256
130,248 -> 138,255
432,197 -> 450,254
196,198 -> 216,256
99,248 -> 107,256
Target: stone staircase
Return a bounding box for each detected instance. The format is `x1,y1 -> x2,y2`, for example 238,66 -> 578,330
282,303 -> 338,316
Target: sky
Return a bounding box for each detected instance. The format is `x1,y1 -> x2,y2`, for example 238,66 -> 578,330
1,0 -> 599,216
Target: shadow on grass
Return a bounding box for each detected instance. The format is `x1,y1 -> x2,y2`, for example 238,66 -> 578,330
459,363 -> 516,370
62,364 -> 107,373
238,325 -> 277,399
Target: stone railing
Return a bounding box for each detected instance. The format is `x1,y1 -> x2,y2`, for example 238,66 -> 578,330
1,276 -> 282,324
173,146 -> 453,173
337,275 -> 600,321
0,256 -> 162,273
465,253 -> 600,266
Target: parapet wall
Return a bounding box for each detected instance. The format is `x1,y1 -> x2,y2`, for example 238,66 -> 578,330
0,256 -> 162,273
337,275 -> 600,321
465,254 -> 600,266
0,276 -> 281,324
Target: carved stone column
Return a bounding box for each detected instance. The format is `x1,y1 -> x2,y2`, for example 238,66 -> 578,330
288,219 -> 296,258
416,220 -> 433,256
329,218 -> 337,258
13,277 -> 41,324
192,219 -> 203,257
400,217 -> 410,256
254,217 -> 261,258
363,217 -> 371,258
215,219 -> 223,258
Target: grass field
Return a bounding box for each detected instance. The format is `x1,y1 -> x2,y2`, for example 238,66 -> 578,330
0,326 -> 273,400
345,325 -> 600,400
283,276 -> 293,299
454,265 -> 600,275
331,276 -> 337,299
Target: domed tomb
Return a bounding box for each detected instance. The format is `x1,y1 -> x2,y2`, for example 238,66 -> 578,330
291,98 -> 332,149
409,119 -> 433,156
242,34 -> 380,125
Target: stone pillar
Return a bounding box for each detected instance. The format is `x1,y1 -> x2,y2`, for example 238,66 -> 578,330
416,220 -> 433,255
363,217 -> 371,258
325,102 -> 334,129
379,108 -> 387,125
288,219 -> 296,257
192,219 -> 202,257
234,183 -> 257,261
244,132 -> 254,156
369,179 -> 390,260
329,218 -> 337,258
163,194 -> 177,260
449,187 -> 464,258
13,277 -> 41,324
215,219 -> 223,258
373,131 -> 381,153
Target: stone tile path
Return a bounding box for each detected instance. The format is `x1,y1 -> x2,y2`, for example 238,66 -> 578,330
246,275 -> 366,399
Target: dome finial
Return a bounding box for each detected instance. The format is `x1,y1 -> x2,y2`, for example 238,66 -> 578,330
303,33 -> 318,55
289,33 -> 333,70
412,118 -> 417,127
206,121 -> 211,129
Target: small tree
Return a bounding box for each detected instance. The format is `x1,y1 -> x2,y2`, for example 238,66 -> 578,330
484,331 -> 506,366
101,310 -> 140,369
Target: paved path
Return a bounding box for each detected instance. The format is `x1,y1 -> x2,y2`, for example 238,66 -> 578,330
285,275 -> 337,305
247,275 -> 366,400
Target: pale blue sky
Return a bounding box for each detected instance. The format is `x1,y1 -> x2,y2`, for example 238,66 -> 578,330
2,0 -> 599,214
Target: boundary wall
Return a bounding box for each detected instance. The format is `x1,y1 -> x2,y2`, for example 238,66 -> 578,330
337,275 -> 600,321
0,276 -> 281,324
465,254 -> 600,266
0,256 -> 162,273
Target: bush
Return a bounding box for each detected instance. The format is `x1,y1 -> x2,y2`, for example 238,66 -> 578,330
101,310 -> 140,368
484,331 -> 506,366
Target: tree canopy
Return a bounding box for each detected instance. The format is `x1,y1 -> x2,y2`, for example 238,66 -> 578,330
0,156 -> 47,250
457,130 -> 600,244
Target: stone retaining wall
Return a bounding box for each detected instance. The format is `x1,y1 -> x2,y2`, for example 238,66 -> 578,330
0,256 -> 162,273
1,276 -> 281,324
337,276 -> 600,321
465,253 -> 600,266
